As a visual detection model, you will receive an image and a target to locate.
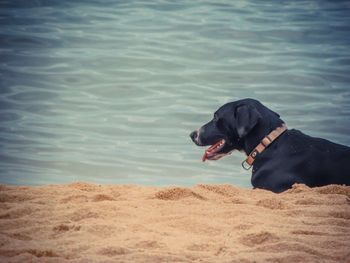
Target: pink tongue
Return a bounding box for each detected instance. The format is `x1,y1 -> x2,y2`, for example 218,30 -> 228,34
202,152 -> 208,162
202,140 -> 223,162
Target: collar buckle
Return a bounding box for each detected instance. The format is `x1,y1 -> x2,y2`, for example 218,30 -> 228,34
242,160 -> 252,170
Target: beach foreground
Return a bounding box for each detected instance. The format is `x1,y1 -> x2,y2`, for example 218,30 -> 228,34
0,182 -> 349,263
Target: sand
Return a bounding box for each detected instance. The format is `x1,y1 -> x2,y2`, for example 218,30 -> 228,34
0,182 -> 349,263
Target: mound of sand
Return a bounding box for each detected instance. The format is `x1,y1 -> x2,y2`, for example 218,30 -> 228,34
0,182 -> 349,263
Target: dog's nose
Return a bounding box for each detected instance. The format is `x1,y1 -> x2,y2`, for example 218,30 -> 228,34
190,131 -> 198,142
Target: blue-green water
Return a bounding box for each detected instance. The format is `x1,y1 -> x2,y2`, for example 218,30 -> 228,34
0,1 -> 350,187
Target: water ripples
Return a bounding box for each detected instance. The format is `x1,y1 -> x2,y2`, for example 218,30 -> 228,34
0,0 -> 350,186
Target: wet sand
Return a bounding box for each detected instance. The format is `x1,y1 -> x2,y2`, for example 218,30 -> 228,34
0,182 -> 349,263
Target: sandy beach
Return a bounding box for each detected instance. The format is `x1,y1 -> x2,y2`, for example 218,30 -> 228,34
0,182 -> 349,263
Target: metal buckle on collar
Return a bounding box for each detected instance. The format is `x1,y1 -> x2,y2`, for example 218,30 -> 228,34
241,160 -> 252,170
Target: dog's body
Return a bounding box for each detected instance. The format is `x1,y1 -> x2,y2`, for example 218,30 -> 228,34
190,99 -> 350,193
249,128 -> 350,192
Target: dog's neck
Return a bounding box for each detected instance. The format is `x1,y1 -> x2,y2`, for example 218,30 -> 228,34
242,120 -> 285,155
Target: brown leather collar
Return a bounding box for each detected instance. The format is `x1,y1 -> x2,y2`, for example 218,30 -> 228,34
242,123 -> 287,170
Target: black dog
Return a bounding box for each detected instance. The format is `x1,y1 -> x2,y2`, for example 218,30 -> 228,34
190,98 -> 350,193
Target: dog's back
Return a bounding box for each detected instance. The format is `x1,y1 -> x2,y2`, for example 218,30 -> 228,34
252,129 -> 350,192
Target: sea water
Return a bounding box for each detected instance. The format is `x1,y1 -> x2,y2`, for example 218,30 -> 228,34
0,0 -> 350,187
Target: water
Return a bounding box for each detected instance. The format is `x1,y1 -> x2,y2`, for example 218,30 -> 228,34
1,0 -> 350,187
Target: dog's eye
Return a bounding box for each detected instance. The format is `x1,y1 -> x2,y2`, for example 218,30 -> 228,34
213,114 -> 225,130
213,114 -> 219,121
213,114 -> 223,127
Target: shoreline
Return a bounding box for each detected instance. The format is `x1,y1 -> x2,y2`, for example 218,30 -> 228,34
0,182 -> 349,262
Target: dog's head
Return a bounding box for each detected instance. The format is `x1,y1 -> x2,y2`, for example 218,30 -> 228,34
190,99 -> 282,161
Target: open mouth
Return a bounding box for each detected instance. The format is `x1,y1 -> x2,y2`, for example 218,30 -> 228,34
202,139 -> 229,162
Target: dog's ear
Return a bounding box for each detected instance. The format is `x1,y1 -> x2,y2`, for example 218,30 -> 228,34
235,104 -> 261,138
